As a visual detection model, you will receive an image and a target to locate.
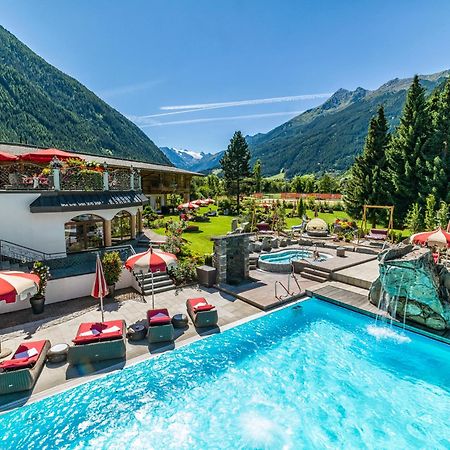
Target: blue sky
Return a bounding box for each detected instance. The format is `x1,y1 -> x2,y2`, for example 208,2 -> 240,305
2,0 -> 450,154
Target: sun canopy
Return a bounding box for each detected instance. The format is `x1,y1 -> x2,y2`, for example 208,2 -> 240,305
177,202 -> 199,210
410,227 -> 450,249
125,248 -> 178,273
0,271 -> 40,304
20,148 -> 82,164
0,152 -> 18,162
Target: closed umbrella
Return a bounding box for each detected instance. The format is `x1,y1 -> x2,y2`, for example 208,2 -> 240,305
125,248 -> 177,308
0,271 -> 40,358
91,254 -> 108,322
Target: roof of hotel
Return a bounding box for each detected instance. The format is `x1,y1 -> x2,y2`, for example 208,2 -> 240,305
0,142 -> 203,176
30,191 -> 148,213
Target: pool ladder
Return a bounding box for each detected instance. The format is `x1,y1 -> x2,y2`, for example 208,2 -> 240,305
275,265 -> 302,300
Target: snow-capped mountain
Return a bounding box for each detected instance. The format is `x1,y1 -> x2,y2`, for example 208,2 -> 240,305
159,147 -> 221,172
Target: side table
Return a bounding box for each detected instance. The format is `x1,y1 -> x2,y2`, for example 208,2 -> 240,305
172,313 -> 188,329
127,324 -> 147,341
47,343 -> 69,363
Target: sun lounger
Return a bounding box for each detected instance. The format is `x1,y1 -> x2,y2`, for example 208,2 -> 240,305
67,320 -> 126,365
0,340 -> 50,394
365,229 -> 388,240
147,308 -> 175,343
186,297 -> 218,328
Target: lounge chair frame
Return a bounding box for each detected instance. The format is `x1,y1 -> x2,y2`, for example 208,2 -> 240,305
186,300 -> 218,328
67,320 -> 126,365
0,340 -> 51,395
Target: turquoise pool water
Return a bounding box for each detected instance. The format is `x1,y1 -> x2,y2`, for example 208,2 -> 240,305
1,299 -> 449,449
259,250 -> 331,264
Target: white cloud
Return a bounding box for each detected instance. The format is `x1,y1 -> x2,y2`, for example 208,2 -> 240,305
136,110 -> 306,127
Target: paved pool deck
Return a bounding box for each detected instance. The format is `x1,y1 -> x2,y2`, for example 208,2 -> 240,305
0,285 -> 260,410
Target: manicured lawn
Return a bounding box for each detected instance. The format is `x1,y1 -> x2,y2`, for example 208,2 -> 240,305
152,207 -> 410,255
152,207 -> 233,255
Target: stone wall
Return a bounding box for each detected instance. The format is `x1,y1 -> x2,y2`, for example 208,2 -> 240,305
212,234 -> 251,285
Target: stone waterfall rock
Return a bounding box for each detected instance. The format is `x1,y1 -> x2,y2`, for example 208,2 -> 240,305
369,244 -> 450,330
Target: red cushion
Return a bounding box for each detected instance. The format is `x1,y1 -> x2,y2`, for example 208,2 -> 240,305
72,320 -> 123,345
0,340 -> 47,371
187,297 -> 208,308
195,304 -> 215,312
187,297 -> 215,312
147,308 -> 171,326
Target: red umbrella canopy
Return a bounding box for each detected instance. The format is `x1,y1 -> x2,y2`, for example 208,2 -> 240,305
0,152 -> 18,162
0,271 -> 40,304
20,148 -> 82,164
125,248 -> 178,273
410,227 -> 450,248
177,202 -> 199,210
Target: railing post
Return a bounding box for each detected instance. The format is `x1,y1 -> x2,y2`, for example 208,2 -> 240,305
136,168 -> 141,191
50,156 -> 62,191
130,166 -> 134,191
103,162 -> 109,191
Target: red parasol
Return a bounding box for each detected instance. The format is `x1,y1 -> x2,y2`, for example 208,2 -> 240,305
20,148 -> 82,164
0,152 -> 18,162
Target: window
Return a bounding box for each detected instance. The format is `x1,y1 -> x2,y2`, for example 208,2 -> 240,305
65,214 -> 104,252
111,210 -> 132,244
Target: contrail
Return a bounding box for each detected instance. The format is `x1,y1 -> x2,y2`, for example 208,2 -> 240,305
136,110 -> 306,127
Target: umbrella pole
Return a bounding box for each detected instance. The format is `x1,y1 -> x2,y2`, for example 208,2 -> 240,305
100,295 -> 104,322
151,270 -> 155,309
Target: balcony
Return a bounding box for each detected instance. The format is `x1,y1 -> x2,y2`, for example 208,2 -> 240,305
0,158 -> 141,192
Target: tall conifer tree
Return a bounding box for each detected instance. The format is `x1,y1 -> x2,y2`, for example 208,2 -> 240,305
387,75 -> 431,221
343,106 -> 390,223
220,131 -> 251,215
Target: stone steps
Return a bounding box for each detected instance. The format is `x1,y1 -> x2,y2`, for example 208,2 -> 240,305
299,267 -> 330,283
249,255 -> 258,271
134,271 -> 176,295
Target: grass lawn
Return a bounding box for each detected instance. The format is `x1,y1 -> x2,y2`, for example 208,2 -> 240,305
151,207 -> 410,255
152,207 -> 233,255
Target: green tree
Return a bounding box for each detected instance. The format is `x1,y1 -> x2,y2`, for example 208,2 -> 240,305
220,131 -> 251,214
404,203 -> 422,233
253,159 -> 262,193
424,193 -> 437,230
387,76 -> 431,221
436,201 -> 449,228
344,106 -> 391,223
297,197 -> 306,218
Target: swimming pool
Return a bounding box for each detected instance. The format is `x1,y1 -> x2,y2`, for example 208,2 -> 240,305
258,249 -> 332,272
1,298 -> 449,449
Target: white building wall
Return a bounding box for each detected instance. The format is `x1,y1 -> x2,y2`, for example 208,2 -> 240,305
0,192 -> 140,254
0,267 -> 136,315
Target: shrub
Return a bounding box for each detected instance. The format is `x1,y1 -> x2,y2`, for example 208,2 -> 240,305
168,259 -> 198,285
102,251 -> 123,285
32,261 -> 51,297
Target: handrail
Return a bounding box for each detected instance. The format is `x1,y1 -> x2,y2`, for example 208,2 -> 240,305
0,239 -> 66,262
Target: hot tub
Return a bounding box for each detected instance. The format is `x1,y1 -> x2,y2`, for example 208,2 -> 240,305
258,249 -> 332,273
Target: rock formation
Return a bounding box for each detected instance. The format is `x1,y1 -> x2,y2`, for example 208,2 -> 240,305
369,244 -> 450,330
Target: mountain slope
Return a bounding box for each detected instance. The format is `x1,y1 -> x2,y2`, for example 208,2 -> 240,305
160,147 -> 207,170
0,26 -> 171,165
246,70 -> 450,176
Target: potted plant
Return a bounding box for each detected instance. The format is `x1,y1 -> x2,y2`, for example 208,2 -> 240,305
30,261 -> 51,314
102,251 -> 122,298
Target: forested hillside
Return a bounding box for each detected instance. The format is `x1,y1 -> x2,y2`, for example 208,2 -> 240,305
0,26 -> 170,164
245,71 -> 450,176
